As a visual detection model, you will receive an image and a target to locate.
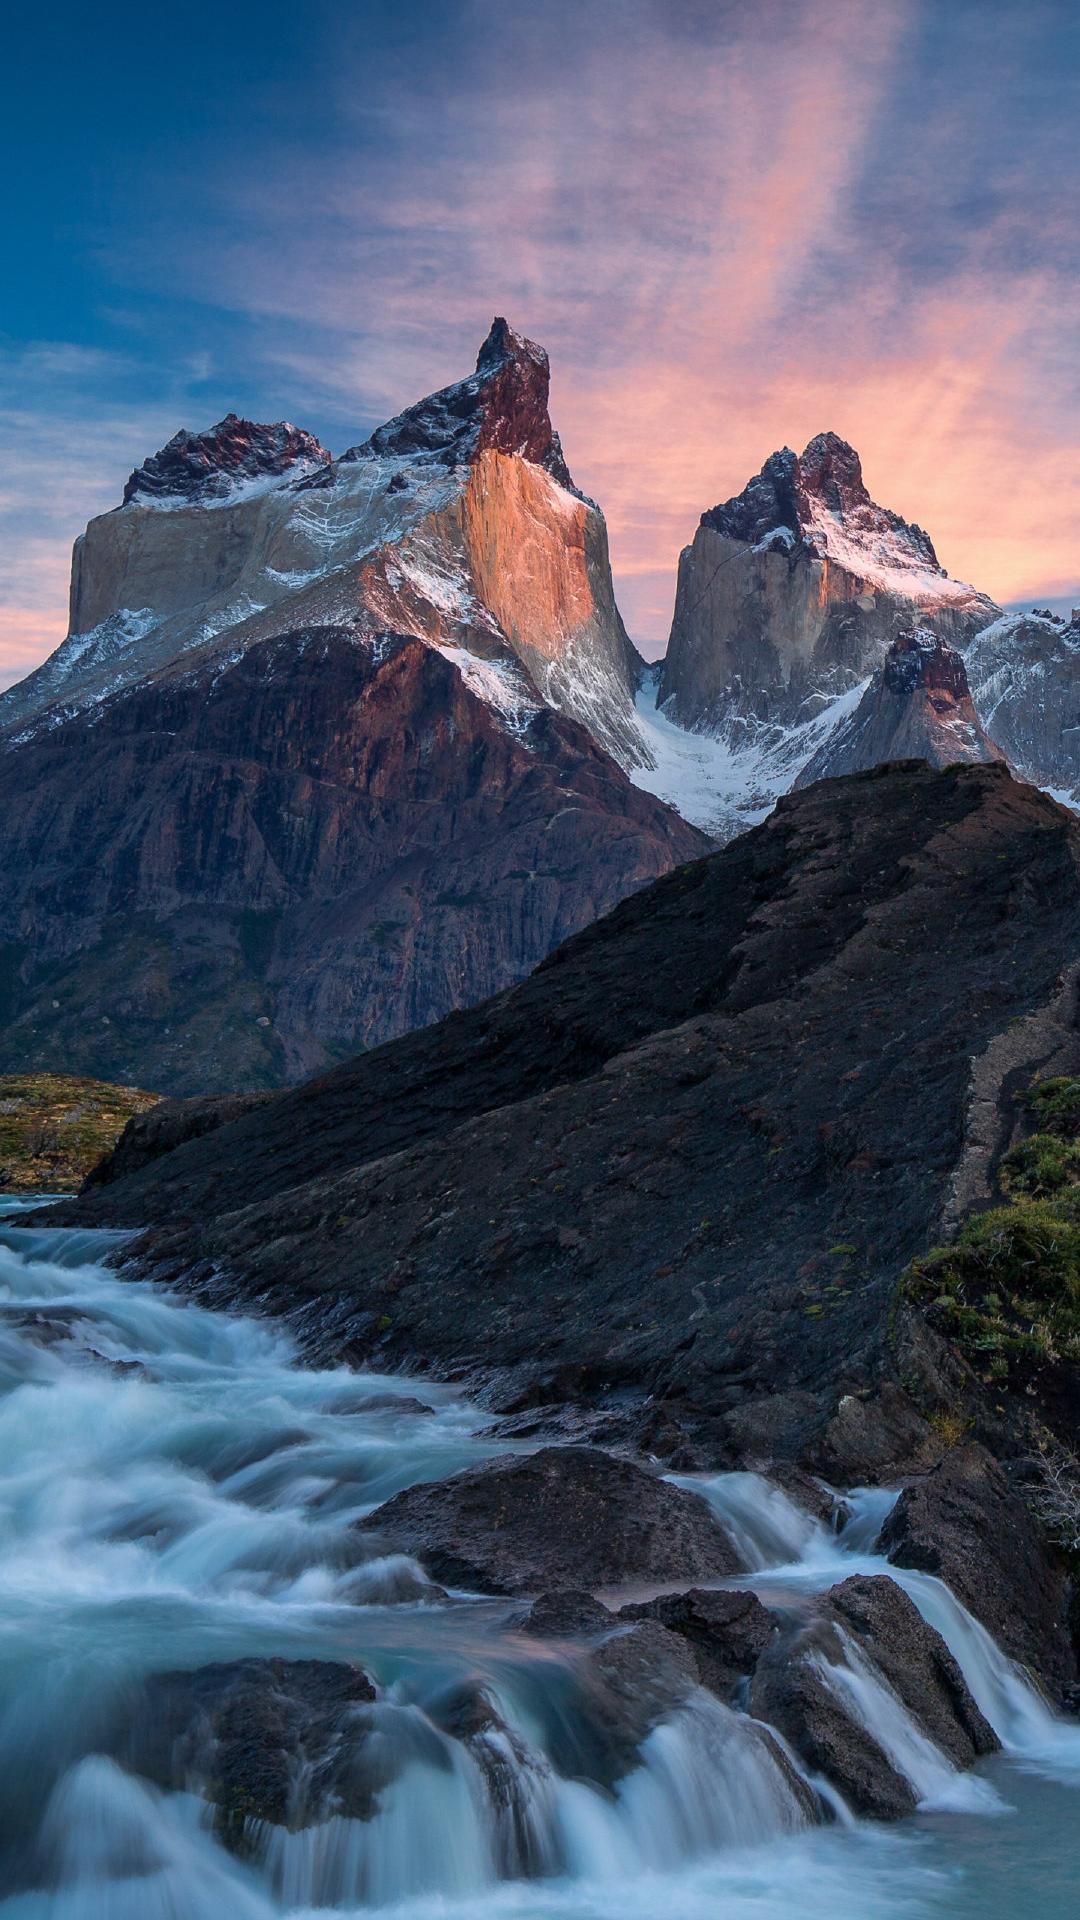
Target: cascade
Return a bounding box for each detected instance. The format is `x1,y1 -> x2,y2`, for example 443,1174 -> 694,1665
1,1206 -> 1079,1917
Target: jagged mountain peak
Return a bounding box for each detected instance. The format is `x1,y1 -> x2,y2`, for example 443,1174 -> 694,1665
475,315 -> 547,374
702,431 -> 942,579
880,627 -> 969,695
122,414 -> 332,509
797,431 -> 872,514
2,314 -> 642,771
354,317 -> 579,495
794,626 -> 1003,789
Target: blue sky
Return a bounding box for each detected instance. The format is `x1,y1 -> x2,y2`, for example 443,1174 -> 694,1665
3,0 -> 1078,682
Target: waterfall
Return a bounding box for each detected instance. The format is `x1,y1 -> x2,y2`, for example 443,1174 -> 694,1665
675,1471 -> 829,1571
2,1208 -> 1080,1918
811,1630 -> 1005,1814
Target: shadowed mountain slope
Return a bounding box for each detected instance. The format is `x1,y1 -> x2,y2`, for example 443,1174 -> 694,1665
62,763 -> 1080,1465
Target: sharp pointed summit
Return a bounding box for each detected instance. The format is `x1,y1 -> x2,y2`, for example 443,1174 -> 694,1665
794,628 -> 1005,787
357,317 -> 578,494
1,319 -> 643,768
0,322 -> 700,1093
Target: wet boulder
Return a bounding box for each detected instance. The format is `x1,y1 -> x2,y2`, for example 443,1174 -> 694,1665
618,1587 -> 776,1700
880,1444 -> 1075,1695
357,1446 -> 742,1595
828,1575 -> 997,1765
526,1619 -> 701,1789
422,1678 -> 558,1877
521,1590 -> 615,1637
751,1621 -> 915,1820
750,1574 -> 996,1819
122,1658 -> 382,1844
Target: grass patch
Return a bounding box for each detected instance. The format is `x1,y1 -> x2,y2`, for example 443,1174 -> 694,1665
903,1077 -> 1080,1375
0,1074 -> 159,1193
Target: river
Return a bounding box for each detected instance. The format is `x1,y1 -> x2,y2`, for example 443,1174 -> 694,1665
1,1202 -> 1079,1918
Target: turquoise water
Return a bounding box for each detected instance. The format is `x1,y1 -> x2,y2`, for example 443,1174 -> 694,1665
0,1205 -> 1079,1917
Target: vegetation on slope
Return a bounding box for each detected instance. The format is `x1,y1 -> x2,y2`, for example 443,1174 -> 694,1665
904,1078 -> 1080,1378
0,1074 -> 159,1193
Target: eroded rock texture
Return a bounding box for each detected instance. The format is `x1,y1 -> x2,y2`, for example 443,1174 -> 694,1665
0,628 -> 701,1092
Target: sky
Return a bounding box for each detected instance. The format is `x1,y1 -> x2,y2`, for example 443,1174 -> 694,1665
3,0 -> 1078,685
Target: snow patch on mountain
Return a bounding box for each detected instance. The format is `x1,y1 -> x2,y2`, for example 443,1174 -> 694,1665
629,672 -> 870,837
435,645 -> 543,735
125,463 -> 328,512
798,494 -> 985,609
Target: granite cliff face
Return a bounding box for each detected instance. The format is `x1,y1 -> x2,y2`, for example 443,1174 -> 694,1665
659,433 -> 998,735
638,435 -> 1001,836
0,627 -> 702,1093
964,607 -> 1080,804
1,320 -> 646,771
0,323 -> 707,1092
794,630 -> 1004,786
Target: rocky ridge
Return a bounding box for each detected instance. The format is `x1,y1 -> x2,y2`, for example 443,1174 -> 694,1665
0,322 -> 710,1091
2,319 -> 646,772
638,433 -> 1003,837
794,629 -> 1003,786
122,413 -> 332,507
61,761 -> 1080,1518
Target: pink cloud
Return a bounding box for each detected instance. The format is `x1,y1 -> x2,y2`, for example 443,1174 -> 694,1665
5,0 -> 1077,679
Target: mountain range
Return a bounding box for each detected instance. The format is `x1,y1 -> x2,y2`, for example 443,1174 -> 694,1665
2,318 -> 1076,1090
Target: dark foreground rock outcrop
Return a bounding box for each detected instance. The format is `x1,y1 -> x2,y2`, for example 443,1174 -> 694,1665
64,763 -> 1080,1462
357,1446 -> 742,1594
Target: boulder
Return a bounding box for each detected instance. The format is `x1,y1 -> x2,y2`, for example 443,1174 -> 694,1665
517,1620 -> 701,1789
880,1444 -> 1074,1693
751,1573 -> 996,1819
617,1587 -> 775,1699
522,1590 -> 615,1637
123,1659 -> 378,1843
828,1575 -> 997,1765
751,1618 -> 917,1819
810,1384 -> 934,1486
357,1446 -> 742,1595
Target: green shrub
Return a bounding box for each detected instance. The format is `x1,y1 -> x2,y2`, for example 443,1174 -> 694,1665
1000,1132 -> 1080,1198
903,1075 -> 1080,1379
1017,1076 -> 1080,1138
904,1199 -> 1080,1369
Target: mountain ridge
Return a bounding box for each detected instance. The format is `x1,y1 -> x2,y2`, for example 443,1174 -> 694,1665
55,761 -> 1080,1488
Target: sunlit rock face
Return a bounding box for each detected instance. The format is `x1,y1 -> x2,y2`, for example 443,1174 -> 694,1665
0,323 -> 702,1093
657,434 -> 999,740
0,319 -> 645,769
964,607 -> 1080,805
794,630 -> 1004,787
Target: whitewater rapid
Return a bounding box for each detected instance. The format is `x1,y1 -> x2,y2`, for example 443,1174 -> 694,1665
1,1206 -> 1080,1917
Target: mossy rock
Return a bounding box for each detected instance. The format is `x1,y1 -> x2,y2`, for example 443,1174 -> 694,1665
904,1198 -> 1080,1369
0,1074 -> 159,1193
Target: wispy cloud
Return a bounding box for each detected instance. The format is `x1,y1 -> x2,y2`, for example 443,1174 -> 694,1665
4,0 -> 1078,675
